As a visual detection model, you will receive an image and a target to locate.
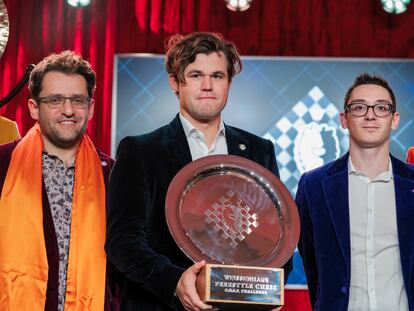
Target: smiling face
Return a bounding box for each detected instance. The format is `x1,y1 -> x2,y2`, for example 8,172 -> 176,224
340,84 -> 399,151
28,71 -> 94,152
170,52 -> 230,126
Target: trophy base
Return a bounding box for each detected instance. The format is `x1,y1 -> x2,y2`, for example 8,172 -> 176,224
196,264 -> 284,311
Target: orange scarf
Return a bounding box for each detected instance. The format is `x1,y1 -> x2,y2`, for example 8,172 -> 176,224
0,124 -> 106,310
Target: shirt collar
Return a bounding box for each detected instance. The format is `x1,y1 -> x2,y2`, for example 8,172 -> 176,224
348,156 -> 393,181
42,150 -> 75,168
179,113 -> 226,139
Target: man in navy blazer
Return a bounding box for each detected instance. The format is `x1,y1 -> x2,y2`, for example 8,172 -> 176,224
106,32 -> 291,310
296,73 -> 414,310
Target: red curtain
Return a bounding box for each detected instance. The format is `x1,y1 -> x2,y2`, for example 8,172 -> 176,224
1,0 -> 414,153
1,2 -> 413,308
0,0 -> 117,152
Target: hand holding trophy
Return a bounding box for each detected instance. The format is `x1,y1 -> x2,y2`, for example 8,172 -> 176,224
166,155 -> 300,310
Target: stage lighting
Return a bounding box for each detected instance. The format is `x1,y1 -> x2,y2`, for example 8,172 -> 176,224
225,0 -> 253,12
381,0 -> 411,14
66,0 -> 91,7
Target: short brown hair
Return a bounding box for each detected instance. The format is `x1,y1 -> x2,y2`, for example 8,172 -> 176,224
165,32 -> 242,83
344,73 -> 396,111
29,50 -> 96,99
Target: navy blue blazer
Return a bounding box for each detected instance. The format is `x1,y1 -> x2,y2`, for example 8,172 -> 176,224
105,115 -> 292,310
296,152 -> 414,311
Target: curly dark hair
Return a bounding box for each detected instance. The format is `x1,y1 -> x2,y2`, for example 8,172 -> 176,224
29,50 -> 96,99
165,32 -> 242,84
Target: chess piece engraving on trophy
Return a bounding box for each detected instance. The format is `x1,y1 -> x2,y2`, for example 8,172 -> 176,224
166,155 -> 299,310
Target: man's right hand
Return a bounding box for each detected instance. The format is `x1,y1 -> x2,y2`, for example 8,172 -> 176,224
175,260 -> 214,311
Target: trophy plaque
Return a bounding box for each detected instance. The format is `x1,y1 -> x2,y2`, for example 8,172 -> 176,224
166,155 -> 299,310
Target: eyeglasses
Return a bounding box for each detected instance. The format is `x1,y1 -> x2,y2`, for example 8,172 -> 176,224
345,103 -> 394,117
36,95 -> 91,109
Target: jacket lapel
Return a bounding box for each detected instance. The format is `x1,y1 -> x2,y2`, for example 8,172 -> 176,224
392,156 -> 414,292
322,153 -> 351,275
164,119 -> 254,173
164,115 -> 192,175
225,125 -> 251,159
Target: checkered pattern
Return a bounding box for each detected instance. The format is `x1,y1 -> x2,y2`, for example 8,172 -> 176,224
263,86 -> 349,286
115,56 -> 414,287
263,86 -> 348,195
205,190 -> 259,248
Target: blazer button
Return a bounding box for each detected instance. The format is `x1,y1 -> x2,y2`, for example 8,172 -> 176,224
341,286 -> 347,294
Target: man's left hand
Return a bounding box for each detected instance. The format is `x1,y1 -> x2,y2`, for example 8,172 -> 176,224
176,260 -> 213,311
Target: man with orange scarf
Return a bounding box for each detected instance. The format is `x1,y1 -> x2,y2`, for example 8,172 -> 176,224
0,51 -> 115,310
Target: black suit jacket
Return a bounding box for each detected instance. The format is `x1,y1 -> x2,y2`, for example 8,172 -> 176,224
106,115 -> 291,310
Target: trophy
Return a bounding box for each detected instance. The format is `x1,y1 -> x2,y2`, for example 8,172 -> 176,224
166,155 -> 299,310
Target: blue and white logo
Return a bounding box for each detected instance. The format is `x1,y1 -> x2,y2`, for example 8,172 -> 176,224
294,122 -> 340,174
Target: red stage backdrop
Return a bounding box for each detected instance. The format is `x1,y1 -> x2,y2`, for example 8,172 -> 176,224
1,1 -> 414,309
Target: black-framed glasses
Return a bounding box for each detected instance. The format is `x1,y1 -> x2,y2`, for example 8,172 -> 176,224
36,95 -> 92,109
345,103 -> 394,117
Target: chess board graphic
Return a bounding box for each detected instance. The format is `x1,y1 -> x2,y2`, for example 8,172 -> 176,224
113,55 -> 414,287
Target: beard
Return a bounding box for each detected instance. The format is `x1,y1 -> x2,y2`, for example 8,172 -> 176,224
41,119 -> 89,149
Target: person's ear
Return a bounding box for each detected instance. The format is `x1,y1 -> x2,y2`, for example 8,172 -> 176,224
87,99 -> 95,120
339,111 -> 348,130
28,98 -> 40,120
391,112 -> 400,130
169,75 -> 179,95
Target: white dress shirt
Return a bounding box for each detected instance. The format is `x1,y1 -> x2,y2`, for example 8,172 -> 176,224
179,113 -> 228,160
348,157 -> 408,311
